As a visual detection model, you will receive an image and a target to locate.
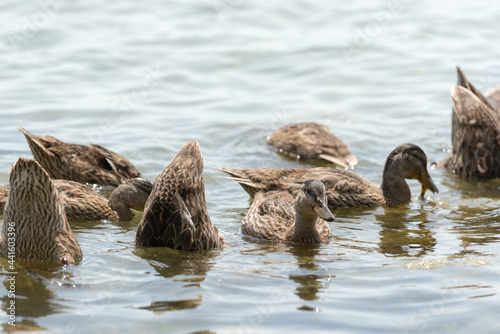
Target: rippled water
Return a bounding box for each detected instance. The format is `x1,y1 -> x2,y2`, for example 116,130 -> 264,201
1,0 -> 500,333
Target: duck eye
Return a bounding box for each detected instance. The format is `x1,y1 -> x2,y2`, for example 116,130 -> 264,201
318,202 -> 323,208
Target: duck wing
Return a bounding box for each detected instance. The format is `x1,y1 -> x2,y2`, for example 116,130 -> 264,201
267,123 -> 357,167
446,85 -> 500,178
291,168 -> 382,208
54,180 -> 118,221
221,167 -> 382,208
0,185 -> 8,215
241,191 -> 294,242
0,158 -> 82,264
456,66 -> 494,110
18,127 -> 140,186
136,142 -> 224,251
219,167 -> 309,196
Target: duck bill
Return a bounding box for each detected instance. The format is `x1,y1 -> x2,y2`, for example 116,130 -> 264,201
418,171 -> 439,199
315,200 -> 335,222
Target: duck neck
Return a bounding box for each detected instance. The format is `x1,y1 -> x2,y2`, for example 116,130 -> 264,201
287,207 -> 322,244
381,173 -> 411,206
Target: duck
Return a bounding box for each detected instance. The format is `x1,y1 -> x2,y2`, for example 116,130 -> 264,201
0,178 -> 152,222
241,180 -> 335,244
440,66 -> 500,179
267,122 -> 357,168
135,141 -> 224,251
0,158 -> 82,264
221,143 -> 438,208
18,127 -> 141,187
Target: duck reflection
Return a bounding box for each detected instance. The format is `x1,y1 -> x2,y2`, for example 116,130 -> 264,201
134,247 -> 218,313
439,173 -> 500,250
376,206 -> 436,257
0,259 -> 79,330
452,206 -> 500,250
287,245 -> 334,302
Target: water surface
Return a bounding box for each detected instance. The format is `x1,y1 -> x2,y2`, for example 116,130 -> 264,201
1,0 -> 500,333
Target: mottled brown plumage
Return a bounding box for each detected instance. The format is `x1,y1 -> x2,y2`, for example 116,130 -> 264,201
241,180 -> 334,244
136,142 -> 224,251
267,122 -> 357,168
0,158 -> 82,264
19,127 -> 141,186
0,185 -> 7,214
0,178 -> 152,222
221,143 -> 438,208
53,179 -> 118,221
442,66 -> 500,179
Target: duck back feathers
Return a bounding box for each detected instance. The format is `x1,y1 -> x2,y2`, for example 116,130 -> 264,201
0,158 -> 82,264
136,142 -> 224,251
443,68 -> 500,179
19,127 -> 141,186
267,122 -> 357,168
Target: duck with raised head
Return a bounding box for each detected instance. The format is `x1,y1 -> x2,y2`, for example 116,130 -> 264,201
267,122 -> 357,168
18,127 -> 141,187
441,66 -> 500,179
0,178 -> 152,222
0,158 -> 82,264
242,180 -> 334,244
135,141 -> 224,251
221,143 -> 438,208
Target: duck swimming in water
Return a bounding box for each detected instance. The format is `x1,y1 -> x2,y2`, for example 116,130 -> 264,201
241,180 -> 334,244
19,127 -> 141,187
0,178 -> 152,222
135,142 -> 224,251
267,122 -> 357,168
221,143 -> 438,208
441,66 -> 500,179
0,158 -> 82,264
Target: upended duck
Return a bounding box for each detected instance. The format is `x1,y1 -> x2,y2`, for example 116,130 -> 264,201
0,178 -> 152,221
0,158 -> 82,264
135,141 -> 224,251
19,127 -> 141,187
267,122 -> 357,168
441,66 -> 500,179
221,143 -> 438,208
242,180 -> 334,244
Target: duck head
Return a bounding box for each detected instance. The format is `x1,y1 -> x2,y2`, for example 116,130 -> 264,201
295,179 -> 335,222
383,143 -> 439,201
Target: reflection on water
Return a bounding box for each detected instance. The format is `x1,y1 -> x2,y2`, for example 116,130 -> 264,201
134,247 -> 219,313
0,258 -> 81,330
288,245 -> 333,303
140,295 -> 203,313
376,206 -> 436,257
450,206 -> 500,247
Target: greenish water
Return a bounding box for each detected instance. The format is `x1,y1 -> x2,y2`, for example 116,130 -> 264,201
1,0 -> 500,333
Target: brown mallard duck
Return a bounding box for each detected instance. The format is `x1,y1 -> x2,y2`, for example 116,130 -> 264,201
441,66 -> 500,179
135,142 -> 224,251
267,122 -> 357,168
221,143 -> 438,208
0,158 -> 82,264
19,127 -> 141,187
0,178 -> 152,222
0,185 -> 7,215
242,180 -> 334,244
